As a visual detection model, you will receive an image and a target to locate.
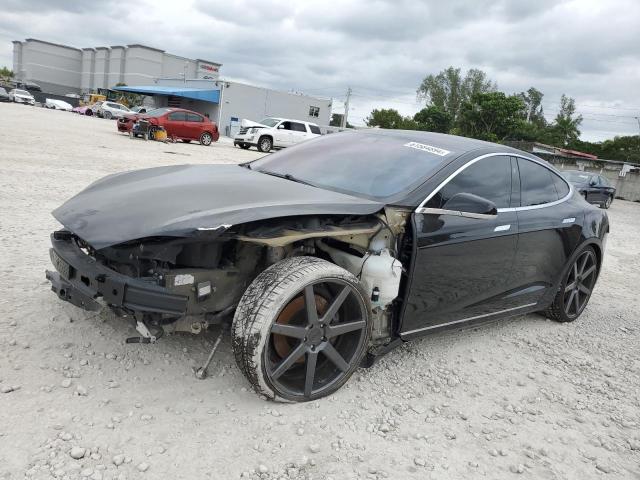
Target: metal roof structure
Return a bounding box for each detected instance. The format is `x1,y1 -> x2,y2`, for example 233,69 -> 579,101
112,85 -> 220,103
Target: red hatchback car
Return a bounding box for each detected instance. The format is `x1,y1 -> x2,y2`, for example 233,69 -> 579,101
118,107 -> 220,145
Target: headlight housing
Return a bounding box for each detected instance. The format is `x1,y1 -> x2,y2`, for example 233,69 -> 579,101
250,127 -> 258,134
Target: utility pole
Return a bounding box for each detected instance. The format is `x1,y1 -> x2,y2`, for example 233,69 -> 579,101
341,87 -> 352,129
635,116 -> 640,135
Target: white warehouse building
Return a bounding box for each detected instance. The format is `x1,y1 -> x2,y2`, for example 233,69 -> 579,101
11,38 -> 332,134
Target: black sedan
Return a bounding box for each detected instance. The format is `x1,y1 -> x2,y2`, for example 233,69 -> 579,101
562,170 -> 616,209
45,130 -> 608,401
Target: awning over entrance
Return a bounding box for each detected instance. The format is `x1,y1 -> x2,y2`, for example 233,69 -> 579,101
112,85 -> 220,103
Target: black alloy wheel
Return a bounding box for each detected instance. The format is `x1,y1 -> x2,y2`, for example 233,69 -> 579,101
562,249 -> 597,319
265,280 -> 368,400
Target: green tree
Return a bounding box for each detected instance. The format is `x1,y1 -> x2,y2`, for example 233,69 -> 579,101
330,113 -> 353,128
417,67 -> 496,122
413,106 -> 452,133
366,108 -> 405,129
517,87 -> 546,127
544,94 -> 582,146
0,66 -> 14,79
458,92 -> 526,142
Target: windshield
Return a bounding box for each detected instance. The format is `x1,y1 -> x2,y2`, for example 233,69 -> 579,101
250,131 -> 452,200
259,118 -> 280,127
563,171 -> 592,183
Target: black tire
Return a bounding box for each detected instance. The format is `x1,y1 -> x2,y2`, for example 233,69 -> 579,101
85,109 -> 93,116
232,257 -> 371,402
239,143 -> 251,150
200,132 -> 213,146
545,246 -> 598,322
181,139 -> 191,143
602,195 -> 613,209
257,135 -> 273,153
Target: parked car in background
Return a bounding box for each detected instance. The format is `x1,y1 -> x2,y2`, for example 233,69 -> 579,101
130,106 -> 150,114
45,98 -> 73,111
98,101 -> 131,119
118,107 -> 219,145
16,81 -> 42,93
562,170 -> 616,209
90,101 -> 104,116
0,87 -> 10,102
9,89 -> 35,105
234,117 -> 322,152
72,105 -> 94,116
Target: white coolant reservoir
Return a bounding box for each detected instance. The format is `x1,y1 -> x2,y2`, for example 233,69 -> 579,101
362,249 -> 403,307
316,242 -> 402,308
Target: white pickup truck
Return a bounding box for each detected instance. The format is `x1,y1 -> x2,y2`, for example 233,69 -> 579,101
233,117 -> 322,152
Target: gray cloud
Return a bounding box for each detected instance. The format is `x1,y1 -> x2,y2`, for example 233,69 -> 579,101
0,0 -> 638,141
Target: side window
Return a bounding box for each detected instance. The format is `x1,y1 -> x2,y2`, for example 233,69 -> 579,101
309,125 -> 321,135
518,159 -> 559,206
290,122 -> 307,132
186,113 -> 203,122
552,172 -> 570,198
168,112 -> 186,121
598,176 -> 610,187
280,121 -> 292,130
425,155 -> 512,209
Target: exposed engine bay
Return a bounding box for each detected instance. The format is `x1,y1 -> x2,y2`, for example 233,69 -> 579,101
87,207 -> 411,345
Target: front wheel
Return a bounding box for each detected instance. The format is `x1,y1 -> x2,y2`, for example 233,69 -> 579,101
200,132 -> 213,146
232,257 -> 371,402
103,111 -> 112,120
545,246 -> 598,322
257,136 -> 273,152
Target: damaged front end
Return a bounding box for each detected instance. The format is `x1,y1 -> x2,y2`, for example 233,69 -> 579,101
46,210 -> 409,344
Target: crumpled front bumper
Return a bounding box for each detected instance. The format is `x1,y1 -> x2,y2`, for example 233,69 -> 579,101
45,231 -> 188,315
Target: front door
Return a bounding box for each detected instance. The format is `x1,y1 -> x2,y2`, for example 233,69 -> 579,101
165,111 -> 187,138
400,154 -> 519,337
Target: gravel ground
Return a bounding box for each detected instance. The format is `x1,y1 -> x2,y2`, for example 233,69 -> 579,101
0,103 -> 639,480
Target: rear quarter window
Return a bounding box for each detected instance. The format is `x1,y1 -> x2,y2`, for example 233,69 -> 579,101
552,172 -> 570,198
309,125 -> 321,135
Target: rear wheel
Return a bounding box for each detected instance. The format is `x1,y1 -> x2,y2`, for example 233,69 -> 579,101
232,257 -> 371,402
545,246 -> 598,322
200,132 -> 213,146
257,136 -> 273,152
603,195 -> 612,209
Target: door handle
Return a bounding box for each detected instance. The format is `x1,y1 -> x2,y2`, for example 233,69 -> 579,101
494,224 -> 511,232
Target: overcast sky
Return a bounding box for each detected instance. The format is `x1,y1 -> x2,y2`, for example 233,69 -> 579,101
1,0 -> 639,141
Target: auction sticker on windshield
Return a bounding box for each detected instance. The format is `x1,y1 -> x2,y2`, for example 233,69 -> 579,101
404,142 -> 450,157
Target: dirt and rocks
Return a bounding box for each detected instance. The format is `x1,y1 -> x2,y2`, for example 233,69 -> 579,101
0,103 -> 639,479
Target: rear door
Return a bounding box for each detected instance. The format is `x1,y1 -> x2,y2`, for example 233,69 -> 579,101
289,122 -> 310,144
509,157 -> 582,305
401,154 -> 519,336
184,112 -> 205,139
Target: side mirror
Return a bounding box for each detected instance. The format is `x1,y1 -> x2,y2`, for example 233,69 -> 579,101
277,124 -> 285,129
442,192 -> 498,218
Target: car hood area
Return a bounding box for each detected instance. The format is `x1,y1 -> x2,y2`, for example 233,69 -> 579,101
53,164 -> 384,249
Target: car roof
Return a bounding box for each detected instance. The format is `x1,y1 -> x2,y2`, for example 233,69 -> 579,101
267,117 -> 317,125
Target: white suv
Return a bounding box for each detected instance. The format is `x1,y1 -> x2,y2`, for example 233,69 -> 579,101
98,101 -> 131,119
234,117 -> 322,152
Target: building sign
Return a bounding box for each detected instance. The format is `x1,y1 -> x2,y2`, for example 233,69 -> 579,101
200,63 -> 219,73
